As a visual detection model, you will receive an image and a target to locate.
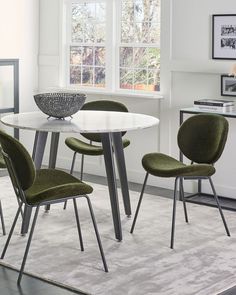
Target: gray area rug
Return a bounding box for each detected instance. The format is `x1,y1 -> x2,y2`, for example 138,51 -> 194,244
1,176 -> 236,295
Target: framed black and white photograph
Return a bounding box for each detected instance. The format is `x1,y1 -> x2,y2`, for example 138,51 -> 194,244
212,14 -> 236,59
221,75 -> 236,96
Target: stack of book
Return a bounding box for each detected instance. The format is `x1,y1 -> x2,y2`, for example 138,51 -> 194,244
194,99 -> 235,112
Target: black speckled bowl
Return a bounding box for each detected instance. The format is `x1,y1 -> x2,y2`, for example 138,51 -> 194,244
34,92 -> 86,119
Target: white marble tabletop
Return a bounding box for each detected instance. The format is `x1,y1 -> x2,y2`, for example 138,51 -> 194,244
1,111 -> 159,133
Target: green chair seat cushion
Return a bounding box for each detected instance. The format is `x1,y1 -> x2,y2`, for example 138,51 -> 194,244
65,137 -> 130,156
142,153 -> 215,178
25,169 -> 93,205
0,152 -> 6,168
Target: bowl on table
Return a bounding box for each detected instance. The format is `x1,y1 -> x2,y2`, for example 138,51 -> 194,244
34,92 -> 86,119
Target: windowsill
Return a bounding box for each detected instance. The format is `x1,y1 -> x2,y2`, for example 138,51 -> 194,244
40,87 -> 164,100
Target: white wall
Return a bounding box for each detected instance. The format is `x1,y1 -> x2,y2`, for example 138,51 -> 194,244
0,0 -> 39,151
38,0 -> 236,197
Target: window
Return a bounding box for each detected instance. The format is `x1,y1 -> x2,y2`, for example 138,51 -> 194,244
119,0 -> 160,92
69,1 -> 106,87
67,0 -> 161,92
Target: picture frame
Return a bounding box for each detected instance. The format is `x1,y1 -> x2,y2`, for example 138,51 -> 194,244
221,75 -> 236,96
212,14 -> 236,60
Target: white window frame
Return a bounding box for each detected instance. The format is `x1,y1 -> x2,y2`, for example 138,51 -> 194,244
63,0 -> 161,95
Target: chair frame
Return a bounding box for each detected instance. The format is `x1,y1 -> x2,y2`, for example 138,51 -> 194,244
131,172 -> 230,249
0,150 -> 108,285
0,199 -> 6,235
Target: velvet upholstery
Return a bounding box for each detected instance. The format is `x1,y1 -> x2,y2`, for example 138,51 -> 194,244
0,129 -> 93,205
25,169 -> 93,205
0,129 -> 36,190
65,99 -> 130,156
177,113 -> 228,164
142,114 -> 228,178
65,137 -> 130,156
0,152 -> 6,168
142,153 -> 216,178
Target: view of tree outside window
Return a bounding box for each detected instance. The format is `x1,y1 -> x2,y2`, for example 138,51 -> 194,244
119,0 -> 160,91
68,0 -> 160,92
70,2 -> 106,87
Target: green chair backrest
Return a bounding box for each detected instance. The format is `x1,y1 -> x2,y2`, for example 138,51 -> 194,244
0,151 -> 6,168
81,100 -> 129,142
177,113 -> 229,164
0,129 -> 36,190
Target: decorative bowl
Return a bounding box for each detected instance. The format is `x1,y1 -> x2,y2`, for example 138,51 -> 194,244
34,92 -> 86,119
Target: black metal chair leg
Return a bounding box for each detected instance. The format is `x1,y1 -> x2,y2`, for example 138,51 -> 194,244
208,177 -> 230,237
180,178 -> 188,223
84,195 -> 108,272
80,154 -> 84,181
17,206 -> 40,285
1,203 -> 23,259
0,200 -> 6,236
64,152 -> 77,210
63,202 -> 67,210
70,152 -> 77,175
170,177 -> 179,249
130,173 -> 149,233
73,198 -> 84,251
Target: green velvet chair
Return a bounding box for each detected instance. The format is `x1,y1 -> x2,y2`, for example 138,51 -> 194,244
0,153 -> 6,236
130,113 -> 230,249
64,99 -> 130,209
0,129 -> 108,284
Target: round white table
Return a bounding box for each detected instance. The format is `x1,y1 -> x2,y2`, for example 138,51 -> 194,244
1,111 -> 159,240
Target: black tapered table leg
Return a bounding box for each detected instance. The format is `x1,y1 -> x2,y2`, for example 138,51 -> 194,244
45,132 -> 60,211
21,131 -> 48,235
101,133 -> 122,241
112,132 -> 131,216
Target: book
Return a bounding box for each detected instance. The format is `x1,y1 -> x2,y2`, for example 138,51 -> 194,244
194,99 -> 234,107
195,105 -> 234,112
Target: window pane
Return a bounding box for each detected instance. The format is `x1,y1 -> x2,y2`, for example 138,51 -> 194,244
70,46 -> 82,65
82,67 -> 94,85
72,4 -> 84,22
120,69 -> 133,89
121,1 -> 134,22
71,2 -> 106,44
148,69 -> 160,91
120,47 -> 133,67
84,23 -> 95,43
70,66 -> 81,84
134,69 -> 147,90
95,47 -> 105,66
96,3 -> 106,21
82,47 -> 94,65
150,0 -> 161,22
149,23 -> 160,43
85,3 -> 96,20
133,47 -> 148,68
121,0 -> 160,44
134,0 -> 145,22
95,23 -> 106,43
121,22 -> 134,43
71,4 -> 84,42
148,48 -> 160,68
95,67 -> 105,87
